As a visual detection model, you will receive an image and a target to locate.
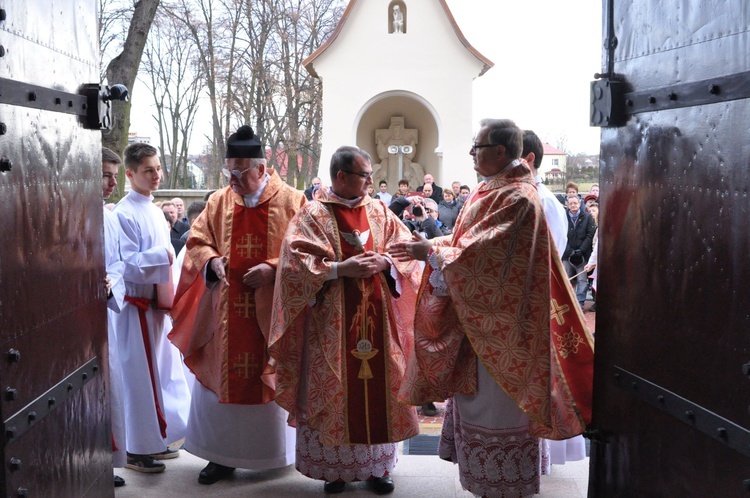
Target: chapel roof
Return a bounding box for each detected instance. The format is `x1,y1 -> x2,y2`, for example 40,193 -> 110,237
302,0 -> 494,78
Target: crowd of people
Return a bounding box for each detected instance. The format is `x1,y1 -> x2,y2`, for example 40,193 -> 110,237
101,119 -> 594,497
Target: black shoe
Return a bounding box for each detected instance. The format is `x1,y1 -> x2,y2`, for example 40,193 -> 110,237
125,453 -> 165,473
422,402 -> 438,416
370,475 -> 395,494
113,475 -> 125,487
324,481 -> 346,494
198,462 -> 235,485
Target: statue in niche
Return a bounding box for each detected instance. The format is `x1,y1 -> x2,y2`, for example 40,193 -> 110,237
392,5 -> 404,34
374,117 -> 422,187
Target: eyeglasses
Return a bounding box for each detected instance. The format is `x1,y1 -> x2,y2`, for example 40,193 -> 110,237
341,170 -> 373,179
471,143 -> 496,152
221,166 -> 254,179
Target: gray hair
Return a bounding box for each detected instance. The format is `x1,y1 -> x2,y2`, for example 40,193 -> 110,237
478,118 -> 523,159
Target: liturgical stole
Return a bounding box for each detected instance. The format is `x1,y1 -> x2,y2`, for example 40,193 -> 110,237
330,204 -> 393,444
225,203 -> 272,404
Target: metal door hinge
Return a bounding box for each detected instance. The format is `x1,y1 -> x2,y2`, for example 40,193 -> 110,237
0,78 -> 128,130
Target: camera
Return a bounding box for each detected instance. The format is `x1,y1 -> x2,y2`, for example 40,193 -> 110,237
412,205 -> 423,217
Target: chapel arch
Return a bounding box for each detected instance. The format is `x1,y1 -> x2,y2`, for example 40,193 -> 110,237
354,92 -> 442,190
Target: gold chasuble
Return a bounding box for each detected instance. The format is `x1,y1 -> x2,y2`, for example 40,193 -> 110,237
170,171 -> 305,404
398,164 -> 594,440
269,191 -> 422,446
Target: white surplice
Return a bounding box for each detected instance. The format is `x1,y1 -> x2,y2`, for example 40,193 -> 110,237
185,384 -> 296,469
439,361 -> 541,498
113,190 -> 190,455
535,175 -> 568,258
104,204 -> 127,467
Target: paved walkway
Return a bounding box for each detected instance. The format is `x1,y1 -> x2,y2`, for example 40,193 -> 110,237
114,451 -> 589,497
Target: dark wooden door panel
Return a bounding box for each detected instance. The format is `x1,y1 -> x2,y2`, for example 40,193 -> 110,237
590,0 -> 750,495
0,1 -> 111,495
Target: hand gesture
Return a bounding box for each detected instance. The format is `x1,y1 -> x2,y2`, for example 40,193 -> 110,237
338,251 -> 387,279
210,256 -> 230,286
243,263 -> 276,288
391,231 -> 432,262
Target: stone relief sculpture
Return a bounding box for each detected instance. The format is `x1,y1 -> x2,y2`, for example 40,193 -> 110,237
392,5 -> 404,34
374,117 -> 422,187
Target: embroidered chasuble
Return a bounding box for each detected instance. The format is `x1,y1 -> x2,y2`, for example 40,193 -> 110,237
269,190 -> 422,446
170,172 -> 306,404
399,164 -> 594,440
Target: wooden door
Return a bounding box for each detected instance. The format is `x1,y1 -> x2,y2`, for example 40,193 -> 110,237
0,1 -> 112,496
589,0 -> 750,495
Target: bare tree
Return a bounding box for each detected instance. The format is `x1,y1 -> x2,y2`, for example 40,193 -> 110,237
101,0 -> 161,200
158,0 -> 343,188
166,0 -> 246,188
142,10 -> 204,188
99,0 -> 131,81
267,0 -> 342,187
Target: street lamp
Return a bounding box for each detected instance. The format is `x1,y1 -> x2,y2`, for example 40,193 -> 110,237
387,145 -> 413,181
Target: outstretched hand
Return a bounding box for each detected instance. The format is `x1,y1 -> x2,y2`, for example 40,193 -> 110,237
210,256 -> 230,286
391,231 -> 432,262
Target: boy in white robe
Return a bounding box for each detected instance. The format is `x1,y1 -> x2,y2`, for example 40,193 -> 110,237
112,143 -> 190,473
102,147 -> 127,486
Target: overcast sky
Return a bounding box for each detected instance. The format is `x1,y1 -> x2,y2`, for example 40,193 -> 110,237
129,0 -> 603,156
446,0 -> 604,154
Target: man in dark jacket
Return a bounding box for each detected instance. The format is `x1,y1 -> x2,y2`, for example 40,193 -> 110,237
562,196 -> 596,308
416,173 -> 443,203
303,177 -> 321,201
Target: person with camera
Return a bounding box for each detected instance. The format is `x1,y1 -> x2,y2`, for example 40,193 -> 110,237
389,195 -> 443,239
562,195 -> 596,309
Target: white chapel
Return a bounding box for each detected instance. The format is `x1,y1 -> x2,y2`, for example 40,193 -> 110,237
303,0 -> 493,190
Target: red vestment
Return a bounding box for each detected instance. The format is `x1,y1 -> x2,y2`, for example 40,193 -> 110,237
399,163 -> 593,440
170,172 -> 305,404
269,191 -> 422,446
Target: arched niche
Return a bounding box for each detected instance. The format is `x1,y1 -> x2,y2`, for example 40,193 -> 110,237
388,1 -> 407,34
355,92 -> 442,190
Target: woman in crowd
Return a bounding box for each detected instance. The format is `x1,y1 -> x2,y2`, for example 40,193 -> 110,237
437,188 -> 461,233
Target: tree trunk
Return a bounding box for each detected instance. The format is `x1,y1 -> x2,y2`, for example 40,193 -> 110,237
102,0 -> 160,199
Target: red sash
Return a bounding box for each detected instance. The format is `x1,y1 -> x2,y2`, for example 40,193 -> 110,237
330,204 -> 391,444
124,295 -> 168,438
225,202 -> 272,404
